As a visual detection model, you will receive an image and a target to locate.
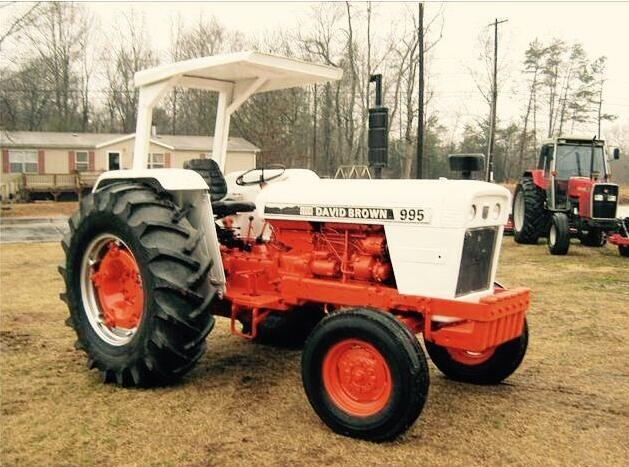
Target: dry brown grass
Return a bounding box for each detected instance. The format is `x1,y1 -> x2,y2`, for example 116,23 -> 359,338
1,240 -> 628,466
0,201 -> 78,218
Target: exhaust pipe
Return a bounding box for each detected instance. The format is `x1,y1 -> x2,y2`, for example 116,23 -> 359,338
368,74 -> 388,179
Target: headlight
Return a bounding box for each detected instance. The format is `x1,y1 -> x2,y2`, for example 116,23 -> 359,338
607,195 -> 617,202
492,203 -> 501,220
594,194 -> 604,201
469,204 -> 477,221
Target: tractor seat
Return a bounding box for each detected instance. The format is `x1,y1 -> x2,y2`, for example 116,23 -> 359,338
183,159 -> 256,217
212,200 -> 257,218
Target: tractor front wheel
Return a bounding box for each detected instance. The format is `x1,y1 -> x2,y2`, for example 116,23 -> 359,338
547,212 -> 570,255
425,320 -> 528,385
301,309 -> 429,442
59,182 -> 216,386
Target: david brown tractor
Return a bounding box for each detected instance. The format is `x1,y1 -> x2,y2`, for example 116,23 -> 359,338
512,135 -> 628,256
59,52 -> 530,441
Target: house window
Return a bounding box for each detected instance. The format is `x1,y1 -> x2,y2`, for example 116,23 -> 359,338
149,153 -> 164,168
75,151 -> 89,171
9,150 -> 38,173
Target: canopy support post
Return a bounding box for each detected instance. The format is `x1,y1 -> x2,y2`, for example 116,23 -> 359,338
132,78 -> 178,170
212,77 -> 267,172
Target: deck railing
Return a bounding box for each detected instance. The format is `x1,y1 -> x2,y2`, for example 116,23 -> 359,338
20,171 -> 103,199
23,174 -> 78,190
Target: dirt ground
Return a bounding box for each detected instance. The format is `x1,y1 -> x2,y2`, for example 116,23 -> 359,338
0,201 -> 78,218
1,239 -> 628,467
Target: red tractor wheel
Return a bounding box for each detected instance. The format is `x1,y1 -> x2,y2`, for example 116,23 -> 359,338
425,320 -> 528,385
301,309 -> 429,441
59,182 -> 216,386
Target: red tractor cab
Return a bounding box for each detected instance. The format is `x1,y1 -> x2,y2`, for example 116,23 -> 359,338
512,135 -> 628,256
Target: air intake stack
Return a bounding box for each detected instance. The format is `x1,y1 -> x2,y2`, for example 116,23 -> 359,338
368,74 -> 389,179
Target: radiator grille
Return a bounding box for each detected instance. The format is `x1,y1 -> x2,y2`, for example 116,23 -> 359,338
456,227 -> 498,296
592,184 -> 618,219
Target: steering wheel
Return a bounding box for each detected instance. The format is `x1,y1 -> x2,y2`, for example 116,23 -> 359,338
235,164 -> 286,186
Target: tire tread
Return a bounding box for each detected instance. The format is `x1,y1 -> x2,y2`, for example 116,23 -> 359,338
59,182 -> 215,387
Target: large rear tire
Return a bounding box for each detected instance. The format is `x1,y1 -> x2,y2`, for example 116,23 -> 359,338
302,309 -> 429,441
59,182 -> 216,387
513,177 -> 549,244
547,212 -> 570,255
425,320 -> 528,385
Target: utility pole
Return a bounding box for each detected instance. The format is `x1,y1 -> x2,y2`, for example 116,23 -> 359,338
416,2 -> 424,179
485,18 -> 508,182
313,83 -> 317,171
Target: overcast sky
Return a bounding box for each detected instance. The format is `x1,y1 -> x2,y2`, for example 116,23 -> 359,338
10,1 -> 613,144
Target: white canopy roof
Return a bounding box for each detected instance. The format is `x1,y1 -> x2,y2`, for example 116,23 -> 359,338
132,51 -> 341,172
134,51 -> 342,93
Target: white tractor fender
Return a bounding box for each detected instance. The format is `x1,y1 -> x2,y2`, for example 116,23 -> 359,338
93,168 -> 228,295
93,168 -> 209,192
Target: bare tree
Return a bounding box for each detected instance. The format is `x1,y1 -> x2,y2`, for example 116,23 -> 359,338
590,56 -> 616,137
541,39 -> 565,137
0,2 -> 42,49
517,39 -> 545,174
20,2 -> 91,130
104,9 -> 157,133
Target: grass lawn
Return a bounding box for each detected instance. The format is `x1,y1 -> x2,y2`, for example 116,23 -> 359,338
1,239 -> 628,466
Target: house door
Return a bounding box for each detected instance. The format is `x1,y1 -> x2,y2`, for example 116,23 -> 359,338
108,152 -> 120,170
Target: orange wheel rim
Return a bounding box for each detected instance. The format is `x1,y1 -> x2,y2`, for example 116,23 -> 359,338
322,339 -> 392,417
447,347 -> 495,365
90,241 -> 144,330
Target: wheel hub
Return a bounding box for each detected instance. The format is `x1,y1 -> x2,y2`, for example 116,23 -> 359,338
549,225 -> 557,246
90,242 -> 144,329
323,339 -> 391,416
513,191 -> 524,232
447,347 -> 495,365
80,234 -> 144,346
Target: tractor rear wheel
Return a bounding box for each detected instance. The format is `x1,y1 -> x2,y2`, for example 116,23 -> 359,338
425,320 -> 528,385
301,309 -> 429,441
578,227 -> 605,247
548,212 -> 570,255
620,245 -> 629,257
513,177 -> 549,244
59,182 -> 216,387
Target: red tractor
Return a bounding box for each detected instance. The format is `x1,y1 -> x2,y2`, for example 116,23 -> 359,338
512,135 -> 628,256
59,52 -> 531,441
